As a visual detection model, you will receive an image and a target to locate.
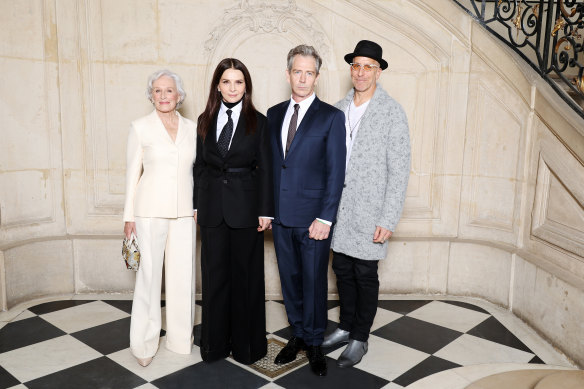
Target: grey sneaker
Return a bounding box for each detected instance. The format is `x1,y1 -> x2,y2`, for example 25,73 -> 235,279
337,339 -> 368,368
322,328 -> 350,347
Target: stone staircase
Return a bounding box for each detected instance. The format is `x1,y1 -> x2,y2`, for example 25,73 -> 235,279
466,369 -> 584,389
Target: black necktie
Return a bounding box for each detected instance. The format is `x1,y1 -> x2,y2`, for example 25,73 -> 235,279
286,104 -> 300,156
217,109 -> 233,157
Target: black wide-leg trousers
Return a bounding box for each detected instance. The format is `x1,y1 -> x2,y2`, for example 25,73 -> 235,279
332,251 -> 379,342
199,220 -> 267,364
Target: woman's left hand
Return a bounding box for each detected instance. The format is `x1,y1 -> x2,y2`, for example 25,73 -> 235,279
257,217 -> 272,231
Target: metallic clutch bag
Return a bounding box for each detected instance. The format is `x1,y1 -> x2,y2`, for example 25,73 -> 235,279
122,233 -> 140,271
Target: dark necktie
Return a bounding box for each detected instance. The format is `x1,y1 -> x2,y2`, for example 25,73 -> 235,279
286,104 -> 300,156
217,109 -> 233,157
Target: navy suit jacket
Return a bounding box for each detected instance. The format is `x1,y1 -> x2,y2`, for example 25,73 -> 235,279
267,96 -> 346,228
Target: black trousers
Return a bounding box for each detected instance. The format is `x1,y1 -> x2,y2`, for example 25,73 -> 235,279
272,223 -> 331,346
332,251 -> 379,342
199,221 -> 267,364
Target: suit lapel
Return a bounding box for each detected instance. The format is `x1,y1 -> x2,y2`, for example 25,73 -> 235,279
275,102 -> 287,160
226,114 -> 246,157
174,113 -> 188,146
285,97 -> 319,158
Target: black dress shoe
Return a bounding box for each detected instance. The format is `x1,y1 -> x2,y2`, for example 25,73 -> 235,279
274,337 -> 306,364
306,345 -> 327,376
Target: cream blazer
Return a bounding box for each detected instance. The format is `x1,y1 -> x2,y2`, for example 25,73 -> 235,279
123,110 -> 196,222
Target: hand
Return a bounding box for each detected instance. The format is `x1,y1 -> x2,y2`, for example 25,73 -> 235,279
193,210 -> 197,224
373,226 -> 393,244
124,222 -> 136,239
258,217 -> 272,232
308,219 -> 331,240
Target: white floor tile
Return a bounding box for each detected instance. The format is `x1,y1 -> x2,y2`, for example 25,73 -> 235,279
107,337 -> 202,382
40,300 -> 129,333
9,310 -> 36,323
259,383 -> 286,388
194,304 -> 202,326
0,335 -> 102,382
265,301 -> 290,333
133,384 -> 159,389
406,301 -> 490,333
6,385 -> 28,389
371,307 -> 402,331
381,383 -> 404,388
328,335 -> 429,382
435,334 -> 535,365
327,306 -> 340,322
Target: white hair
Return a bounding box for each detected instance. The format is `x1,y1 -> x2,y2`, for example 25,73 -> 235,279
146,69 -> 186,108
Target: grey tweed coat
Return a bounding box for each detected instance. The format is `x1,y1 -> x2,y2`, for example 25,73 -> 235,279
331,84 -> 410,260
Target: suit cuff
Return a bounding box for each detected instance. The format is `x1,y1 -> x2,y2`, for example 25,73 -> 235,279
259,216 -> 273,220
316,218 -> 332,226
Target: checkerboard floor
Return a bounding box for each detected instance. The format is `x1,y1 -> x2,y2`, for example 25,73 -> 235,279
0,298 -> 562,389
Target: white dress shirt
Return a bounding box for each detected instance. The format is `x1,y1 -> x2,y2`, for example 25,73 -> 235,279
216,101 -> 242,149
280,93 -> 316,153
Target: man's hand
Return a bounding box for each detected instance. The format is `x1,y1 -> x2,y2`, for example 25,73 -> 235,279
373,226 -> 393,243
124,222 -> 136,239
309,219 -> 331,240
258,217 -> 272,232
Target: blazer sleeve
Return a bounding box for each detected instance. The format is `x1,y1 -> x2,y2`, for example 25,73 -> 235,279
123,124 -> 143,222
320,109 -> 346,223
192,132 -> 205,211
379,105 -> 410,231
257,115 -> 274,218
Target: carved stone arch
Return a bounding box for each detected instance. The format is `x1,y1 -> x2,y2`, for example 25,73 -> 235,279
202,0 -> 337,112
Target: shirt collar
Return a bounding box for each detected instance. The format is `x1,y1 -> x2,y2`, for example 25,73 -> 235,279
289,93 -> 316,111
219,100 -> 243,115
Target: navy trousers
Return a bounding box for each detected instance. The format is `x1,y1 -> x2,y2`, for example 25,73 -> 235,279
272,223 -> 331,346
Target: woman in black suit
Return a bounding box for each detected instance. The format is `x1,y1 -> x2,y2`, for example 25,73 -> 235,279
194,58 -> 273,364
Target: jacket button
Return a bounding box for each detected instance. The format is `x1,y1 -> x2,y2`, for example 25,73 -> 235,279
343,184 -> 346,188
282,164 -> 287,169
223,179 -> 228,184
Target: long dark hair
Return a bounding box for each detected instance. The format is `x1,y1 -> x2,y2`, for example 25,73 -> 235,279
198,58 -> 257,139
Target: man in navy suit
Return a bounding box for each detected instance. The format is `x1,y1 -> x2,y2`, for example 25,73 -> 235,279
267,44 -> 346,377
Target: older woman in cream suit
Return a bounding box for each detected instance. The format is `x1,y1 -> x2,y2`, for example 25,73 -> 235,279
123,69 -> 196,367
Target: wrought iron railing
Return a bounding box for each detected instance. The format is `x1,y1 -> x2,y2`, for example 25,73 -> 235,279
452,0 -> 584,119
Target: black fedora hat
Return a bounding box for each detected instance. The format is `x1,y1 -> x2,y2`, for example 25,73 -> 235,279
344,40 -> 388,70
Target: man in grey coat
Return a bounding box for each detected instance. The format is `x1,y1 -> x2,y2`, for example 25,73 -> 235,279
322,40 -> 410,368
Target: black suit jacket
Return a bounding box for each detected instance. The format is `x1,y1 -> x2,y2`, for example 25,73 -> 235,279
193,110 -> 273,228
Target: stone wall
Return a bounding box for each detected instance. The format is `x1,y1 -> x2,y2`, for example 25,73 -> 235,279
0,0 -> 583,365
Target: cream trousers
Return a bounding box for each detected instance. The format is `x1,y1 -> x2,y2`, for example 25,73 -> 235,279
130,216 -> 196,358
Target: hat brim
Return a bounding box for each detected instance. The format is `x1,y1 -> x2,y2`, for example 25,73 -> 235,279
344,53 -> 388,70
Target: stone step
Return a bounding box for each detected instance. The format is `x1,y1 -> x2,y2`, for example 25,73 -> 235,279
534,370 -> 584,389
465,369 -> 564,389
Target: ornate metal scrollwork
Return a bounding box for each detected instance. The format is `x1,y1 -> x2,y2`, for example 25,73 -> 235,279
452,0 -> 584,119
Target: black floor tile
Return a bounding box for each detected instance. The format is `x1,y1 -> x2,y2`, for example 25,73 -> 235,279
0,317 -> 66,353
529,355 -> 545,364
371,316 -> 462,354
442,300 -> 489,314
0,365 -> 20,389
71,317 -> 131,355
393,355 -> 461,387
24,356 -> 146,389
102,300 -> 133,315
326,300 -> 340,310
151,359 -> 268,389
193,323 -> 202,347
377,300 -> 431,315
467,316 -> 532,353
27,300 -> 93,315
275,356 -> 388,389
